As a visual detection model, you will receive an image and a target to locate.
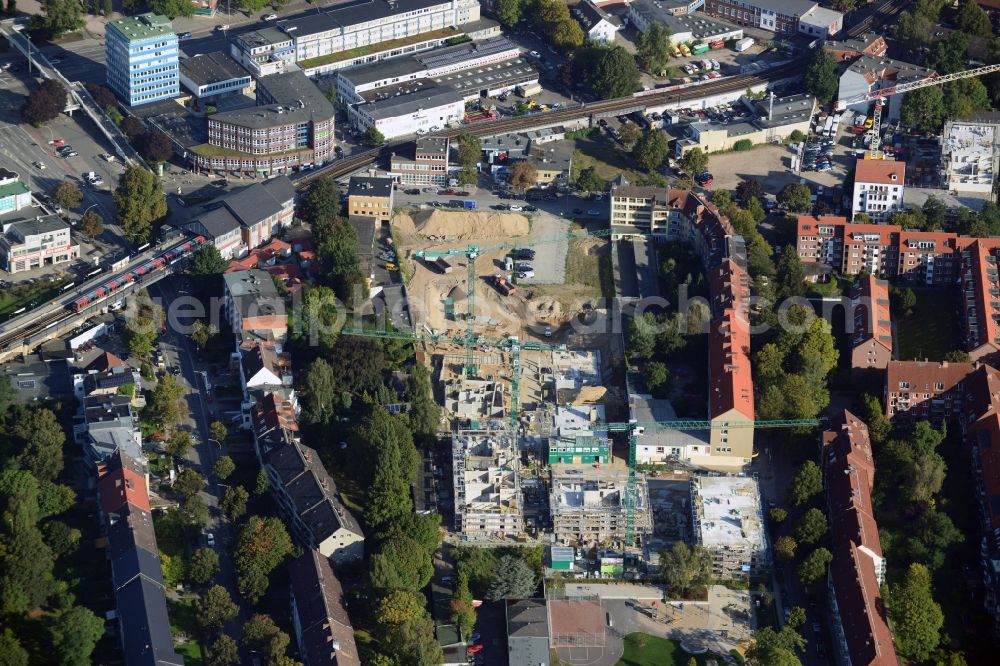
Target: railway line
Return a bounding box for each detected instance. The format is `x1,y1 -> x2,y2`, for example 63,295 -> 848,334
843,0 -> 910,38
294,62 -> 800,190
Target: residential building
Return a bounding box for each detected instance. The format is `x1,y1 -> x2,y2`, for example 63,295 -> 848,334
849,275 -> 893,377
96,452 -> 184,666
838,56 -> 935,123
941,113 -> 1000,196
884,360 -> 975,422
959,239 -> 1000,363
852,159 -> 906,222
505,600 -> 549,665
821,411 -> 898,666
185,176 -> 296,259
627,0 -> 744,44
105,13 -> 179,106
452,427 -> 524,539
674,94 -> 817,156
230,27 -> 296,77
179,51 -> 252,100
691,475 -> 769,577
251,390 -> 301,453
628,392 -> 709,464
193,70 -> 335,176
389,137 -> 450,186
571,0 -> 620,45
240,343 -> 293,393
0,168 -> 31,214
0,214 -> 79,274
516,140 -> 574,187
276,0 -> 481,76
288,549 -> 361,666
704,0 -> 841,37
824,33 -> 888,63
77,394 -> 143,466
264,440 -> 365,563
222,269 -> 288,347
347,176 -> 394,222
550,466 -> 651,546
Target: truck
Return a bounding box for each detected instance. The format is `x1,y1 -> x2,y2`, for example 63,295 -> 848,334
463,200 -> 477,209
734,37 -> 754,52
691,42 -> 710,55
494,274 -> 516,296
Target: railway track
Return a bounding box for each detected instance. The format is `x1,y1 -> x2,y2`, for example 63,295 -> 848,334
0,308 -> 70,351
844,0 -> 910,38
295,62 -> 800,190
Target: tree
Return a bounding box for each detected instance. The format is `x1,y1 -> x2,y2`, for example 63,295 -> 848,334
120,116 -> 146,141
509,160 -> 537,191
22,79 -> 67,125
52,182 -> 82,210
777,182 -> 812,213
302,358 -> 338,426
370,534 -> 433,592
233,516 -> 293,603
12,407 -> 65,481
207,634 -> 239,666
191,320 -> 216,349
196,585 -> 239,629
486,555 -> 537,600
47,605 -> 105,666
901,86 -> 946,133
299,178 -> 341,224
898,287 -> 917,315
736,178 -> 764,204
406,362 -> 442,441
932,31 -> 969,75
769,507 -> 788,524
797,547 -> 832,586
589,46 -> 641,99
166,431 -> 193,459
254,467 -> 270,496
644,361 -> 669,396
746,621 -> 806,666
147,0 -> 195,18
0,629 -> 28,666
383,612 -> 444,665
575,166 -> 606,193
679,148 -> 708,177
85,83 -> 116,108
210,420 -> 228,444
457,132 -> 481,171
179,494 -> 210,528
114,164 -> 167,244
142,130 -> 173,162
774,536 -> 797,562
41,520 -> 81,558
363,125 -> 385,146
633,128 -> 670,172
376,590 -> 427,627
794,508 -> 828,545
79,210 -> 104,238
787,460 -> 823,506
222,485 -> 249,522
149,373 -> 188,428
314,218 -> 362,300
659,542 -> 713,597
863,393 -> 892,444
39,0 -> 82,39
494,0 -> 522,27
323,85 -> 337,106
189,547 -> 221,585
890,563 -> 944,661
213,456 -> 236,480
957,0 -> 993,37
637,22 -> 672,76
803,48 -> 837,104
235,0 -> 270,12
188,244 -> 229,275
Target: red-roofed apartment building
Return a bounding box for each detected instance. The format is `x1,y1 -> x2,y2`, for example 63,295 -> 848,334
611,185 -> 753,469
959,239 -> 1000,364
849,275 -> 893,378
884,360 -> 975,422
822,411 -> 898,666
852,159 -> 905,222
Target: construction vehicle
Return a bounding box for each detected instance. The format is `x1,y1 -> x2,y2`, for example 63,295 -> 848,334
836,62 -> 1000,159
494,274 -> 516,296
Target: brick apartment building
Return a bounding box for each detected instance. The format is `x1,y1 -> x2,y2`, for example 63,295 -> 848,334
821,411 -> 898,666
849,275 -> 893,378
884,360 -> 975,422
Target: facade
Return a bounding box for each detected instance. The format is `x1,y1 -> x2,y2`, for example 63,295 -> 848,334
675,94 -> 816,156
848,275 -> 893,377
941,113 -> 1000,196
230,27 -> 296,77
0,215 -> 79,274
838,56 -> 935,123
452,427 -> 524,539
610,187 -> 753,469
288,549 -> 362,666
194,70 -> 335,176
77,394 -> 143,465
347,176 -> 394,221
185,176 -> 296,259
691,475 -> 769,577
389,137 -> 450,186
852,159 -> 905,222
704,0 -> 840,37
884,360 -> 975,422
105,13 -> 179,106
629,393 -> 710,464
0,169 -> 31,214
959,239 -> 1000,363
550,467 -> 651,546
627,0 -> 743,44
822,411 -> 898,666
571,0 -> 620,45
222,269 -> 289,347
548,405 -> 610,465
265,441 -> 366,563
179,51 -> 252,100
824,33 -> 888,63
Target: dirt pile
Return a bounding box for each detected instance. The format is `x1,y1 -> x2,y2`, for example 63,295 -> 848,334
394,210 -> 529,240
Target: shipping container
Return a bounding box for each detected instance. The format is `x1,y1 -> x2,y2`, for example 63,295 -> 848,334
734,37 -> 754,52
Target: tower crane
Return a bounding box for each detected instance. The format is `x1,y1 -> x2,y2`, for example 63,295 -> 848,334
836,63 -> 1000,160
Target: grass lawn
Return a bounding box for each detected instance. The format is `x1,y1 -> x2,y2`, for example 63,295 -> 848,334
617,633 -> 725,666
0,279 -> 69,319
168,598 -> 204,666
894,287 -> 960,361
571,139 -> 649,185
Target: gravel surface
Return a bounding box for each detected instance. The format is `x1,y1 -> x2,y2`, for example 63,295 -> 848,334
518,212 -> 569,285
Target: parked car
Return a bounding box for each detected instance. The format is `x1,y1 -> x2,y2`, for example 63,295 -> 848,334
517,270 -> 535,279
215,24 -> 230,31
263,13 -> 278,20
206,532 -> 215,547
696,172 -> 714,187
178,31 -> 192,39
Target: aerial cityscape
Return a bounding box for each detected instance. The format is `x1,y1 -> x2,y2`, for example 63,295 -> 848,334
1,0 -> 1000,665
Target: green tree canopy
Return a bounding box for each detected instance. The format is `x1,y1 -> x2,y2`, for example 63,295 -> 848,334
189,547 -> 221,585
901,86 -> 946,133
637,22 -> 672,76
575,166 -> 607,193
114,165 -> 167,244
659,542 -> 713,597
221,485 -> 249,522
493,0 -> 522,27
52,182 -> 82,210
196,585 -> 239,628
679,148 -> 709,177
46,605 -> 105,666
233,516 -> 293,604
370,534 -> 434,592
890,563 -> 944,661
777,182 -> 812,213
787,460 -> 823,506
794,507 -> 828,545
363,125 -> 385,146
797,547 -> 832,586
188,244 -> 229,275
589,46 -> 641,99
213,456 -> 236,480
486,555 -> 537,600
207,634 -> 239,666
633,128 -> 670,172
803,48 -> 838,104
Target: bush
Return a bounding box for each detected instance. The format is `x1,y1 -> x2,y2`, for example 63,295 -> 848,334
733,139 -> 753,152
788,129 -> 807,143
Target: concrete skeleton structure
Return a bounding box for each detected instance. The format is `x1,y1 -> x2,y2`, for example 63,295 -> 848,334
451,427 -> 524,539
550,465 -> 651,547
941,113 -> 1000,197
690,475 -> 769,577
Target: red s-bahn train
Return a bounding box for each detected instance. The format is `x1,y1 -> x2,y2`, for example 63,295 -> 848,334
70,236 -> 206,313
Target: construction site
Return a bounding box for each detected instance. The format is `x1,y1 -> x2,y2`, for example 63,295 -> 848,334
691,475 -> 770,578
549,463 -> 652,549
451,427 -> 524,540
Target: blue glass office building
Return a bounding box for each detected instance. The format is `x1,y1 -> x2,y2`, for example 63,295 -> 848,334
105,13 -> 179,106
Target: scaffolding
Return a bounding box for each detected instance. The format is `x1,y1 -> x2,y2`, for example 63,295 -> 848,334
452,426 -> 524,539
549,466 -> 651,548
690,474 -> 770,578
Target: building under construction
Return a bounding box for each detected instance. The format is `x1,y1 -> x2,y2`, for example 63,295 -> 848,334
690,475 -> 770,577
452,426 -> 524,540
549,465 -> 651,548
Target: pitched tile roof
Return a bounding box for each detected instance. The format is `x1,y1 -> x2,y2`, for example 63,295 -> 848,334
850,275 -> 892,353
829,540 -> 898,666
289,549 -> 361,665
115,576 -> 185,666
98,450 -> 151,514
854,158 -> 906,185
86,350 -> 128,373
